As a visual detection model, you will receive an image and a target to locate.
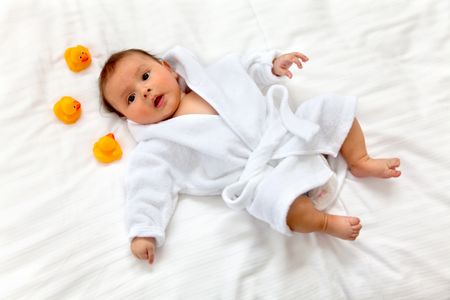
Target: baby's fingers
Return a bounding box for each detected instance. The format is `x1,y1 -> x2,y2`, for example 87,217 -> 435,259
147,248 -> 155,265
276,56 -> 290,68
294,52 -> 309,62
291,57 -> 303,69
280,69 -> 293,79
136,250 -> 148,260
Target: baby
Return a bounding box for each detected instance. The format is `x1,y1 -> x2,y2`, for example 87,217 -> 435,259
99,46 -> 401,265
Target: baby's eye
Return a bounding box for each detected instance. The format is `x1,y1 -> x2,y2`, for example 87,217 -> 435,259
142,72 -> 150,81
128,94 -> 136,104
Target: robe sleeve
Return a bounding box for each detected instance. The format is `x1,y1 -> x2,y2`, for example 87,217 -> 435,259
125,142 -> 180,248
240,50 -> 284,88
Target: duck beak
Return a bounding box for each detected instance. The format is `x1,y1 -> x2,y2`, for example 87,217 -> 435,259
81,54 -> 89,62
107,133 -> 115,140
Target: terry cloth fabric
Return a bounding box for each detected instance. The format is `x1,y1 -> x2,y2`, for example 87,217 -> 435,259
126,46 -> 356,246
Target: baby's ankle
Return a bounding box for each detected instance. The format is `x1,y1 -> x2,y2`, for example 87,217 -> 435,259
320,213 -> 329,233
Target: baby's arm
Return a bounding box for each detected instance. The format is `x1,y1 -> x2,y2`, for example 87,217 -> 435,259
131,237 -> 156,265
272,52 -> 309,79
240,50 -> 308,87
126,141 -> 181,265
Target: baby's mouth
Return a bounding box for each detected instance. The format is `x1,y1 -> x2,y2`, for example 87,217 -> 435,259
154,95 -> 163,108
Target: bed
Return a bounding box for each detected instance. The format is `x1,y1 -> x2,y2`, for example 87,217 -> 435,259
1,0 -> 450,299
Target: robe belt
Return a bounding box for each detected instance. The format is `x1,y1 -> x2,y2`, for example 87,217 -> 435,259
222,85 -> 320,210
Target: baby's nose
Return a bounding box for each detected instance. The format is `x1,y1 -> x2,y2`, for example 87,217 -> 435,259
143,88 -> 151,98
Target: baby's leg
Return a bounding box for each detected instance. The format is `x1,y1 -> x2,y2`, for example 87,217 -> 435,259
287,195 -> 362,240
340,119 -> 401,178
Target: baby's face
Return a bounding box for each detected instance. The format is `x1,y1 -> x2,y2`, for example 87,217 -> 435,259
104,53 -> 181,124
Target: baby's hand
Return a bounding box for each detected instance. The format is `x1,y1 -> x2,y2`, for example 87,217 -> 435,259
272,52 -> 309,79
131,237 -> 156,265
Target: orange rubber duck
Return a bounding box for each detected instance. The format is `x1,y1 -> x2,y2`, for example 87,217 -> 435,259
93,133 -> 123,163
53,96 -> 82,124
64,45 -> 92,72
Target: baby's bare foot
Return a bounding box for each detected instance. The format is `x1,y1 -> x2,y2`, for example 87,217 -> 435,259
322,214 -> 362,240
350,156 -> 401,178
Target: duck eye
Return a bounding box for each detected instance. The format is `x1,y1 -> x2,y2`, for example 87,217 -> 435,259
128,94 -> 136,104
142,72 -> 150,80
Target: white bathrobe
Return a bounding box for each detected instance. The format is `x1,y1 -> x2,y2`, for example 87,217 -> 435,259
126,46 -> 357,247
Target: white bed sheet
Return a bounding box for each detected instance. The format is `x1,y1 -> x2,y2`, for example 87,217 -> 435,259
1,0 -> 450,299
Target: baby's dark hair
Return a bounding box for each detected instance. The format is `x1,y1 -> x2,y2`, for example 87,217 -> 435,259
98,49 -> 160,117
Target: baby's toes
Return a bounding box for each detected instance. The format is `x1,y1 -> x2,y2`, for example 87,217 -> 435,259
393,170 -> 401,177
348,217 -> 361,226
350,232 -> 360,240
388,158 -> 401,168
384,168 -> 401,178
353,223 -> 362,232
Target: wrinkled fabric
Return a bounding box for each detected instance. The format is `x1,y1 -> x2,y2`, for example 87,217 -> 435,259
126,46 -> 356,246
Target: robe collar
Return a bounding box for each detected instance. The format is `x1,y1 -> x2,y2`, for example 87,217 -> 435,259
128,46 -> 251,147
